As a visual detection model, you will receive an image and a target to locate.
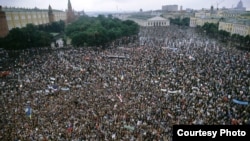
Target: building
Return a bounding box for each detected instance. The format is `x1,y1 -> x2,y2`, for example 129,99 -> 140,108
3,7 -> 66,31
162,5 -> 178,12
0,6 -> 9,37
66,0 -> 76,24
189,17 -> 220,27
234,0 -> 246,11
144,16 -> 170,27
0,1 -> 76,37
219,19 -> 250,36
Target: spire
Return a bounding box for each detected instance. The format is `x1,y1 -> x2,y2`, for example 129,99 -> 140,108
49,5 -> 52,11
48,5 -> 53,14
48,4 -> 54,23
68,0 -> 72,11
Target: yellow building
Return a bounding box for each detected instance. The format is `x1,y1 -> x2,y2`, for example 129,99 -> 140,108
219,20 -> 250,36
190,17 -> 220,27
2,6 -> 66,31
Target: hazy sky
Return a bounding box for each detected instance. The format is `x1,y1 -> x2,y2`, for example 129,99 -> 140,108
1,0 -> 250,12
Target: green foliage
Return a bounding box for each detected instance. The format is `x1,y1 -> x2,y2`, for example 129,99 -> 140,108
66,15 -> 139,48
170,17 -> 190,26
38,20 -> 65,33
0,24 -> 53,50
202,22 -> 218,35
199,22 -> 250,49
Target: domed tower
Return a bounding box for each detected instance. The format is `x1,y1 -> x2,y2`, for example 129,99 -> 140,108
48,5 -> 55,23
236,0 -> 243,9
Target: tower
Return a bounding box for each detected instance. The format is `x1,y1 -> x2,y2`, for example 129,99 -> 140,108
68,0 -> 72,11
66,0 -> 75,24
48,5 -> 55,23
0,6 -> 9,37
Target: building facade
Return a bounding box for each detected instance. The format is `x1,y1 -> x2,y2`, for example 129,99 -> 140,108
189,17 -> 220,27
145,16 -> 170,27
219,21 -> 250,36
0,5 -> 67,37
162,5 -> 178,12
3,7 -> 66,31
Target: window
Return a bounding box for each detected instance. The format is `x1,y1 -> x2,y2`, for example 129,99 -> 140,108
6,16 -> 11,20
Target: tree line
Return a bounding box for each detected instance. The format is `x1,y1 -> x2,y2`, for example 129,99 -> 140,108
65,15 -> 139,48
0,20 -> 65,50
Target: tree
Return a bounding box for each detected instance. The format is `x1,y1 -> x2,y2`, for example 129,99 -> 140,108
170,17 -> 190,26
245,35 -> 250,47
1,24 -> 53,50
66,15 -> 139,48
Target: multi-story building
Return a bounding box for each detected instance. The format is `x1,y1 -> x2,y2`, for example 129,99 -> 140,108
189,17 -> 220,27
0,0 -> 80,37
219,19 -> 250,36
162,5 -> 178,12
0,6 -> 66,37
4,7 -> 66,30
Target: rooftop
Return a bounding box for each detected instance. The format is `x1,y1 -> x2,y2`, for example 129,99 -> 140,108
224,18 -> 250,25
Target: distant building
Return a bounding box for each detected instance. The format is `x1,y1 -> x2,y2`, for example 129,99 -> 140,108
66,0 -> 77,24
219,19 -> 250,36
145,16 -> 170,27
0,6 -> 9,37
0,0 -> 80,37
194,12 -> 211,18
180,6 -> 183,12
234,0 -> 246,11
162,5 -> 178,12
2,7 -> 66,31
189,17 -> 220,27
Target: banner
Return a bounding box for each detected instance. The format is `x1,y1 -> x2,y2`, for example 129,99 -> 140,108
25,106 -> 32,119
232,99 -> 248,105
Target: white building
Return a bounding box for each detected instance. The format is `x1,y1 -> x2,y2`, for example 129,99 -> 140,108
145,16 -> 170,27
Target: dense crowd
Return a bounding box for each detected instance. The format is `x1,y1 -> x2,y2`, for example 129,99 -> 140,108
0,25 -> 249,141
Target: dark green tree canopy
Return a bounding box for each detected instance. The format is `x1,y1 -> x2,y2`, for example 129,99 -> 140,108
170,17 -> 190,26
0,20 -> 65,50
65,15 -> 139,48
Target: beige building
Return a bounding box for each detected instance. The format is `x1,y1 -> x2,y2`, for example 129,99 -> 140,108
189,17 -> 220,27
219,21 -> 250,36
3,7 -> 66,31
0,6 -> 67,37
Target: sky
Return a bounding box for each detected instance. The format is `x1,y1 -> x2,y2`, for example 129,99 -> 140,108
1,0 -> 250,12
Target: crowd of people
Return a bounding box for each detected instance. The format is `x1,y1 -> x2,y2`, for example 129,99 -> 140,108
0,25 -> 249,141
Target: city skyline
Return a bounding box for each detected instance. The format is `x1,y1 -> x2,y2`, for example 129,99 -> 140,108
1,0 -> 250,12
